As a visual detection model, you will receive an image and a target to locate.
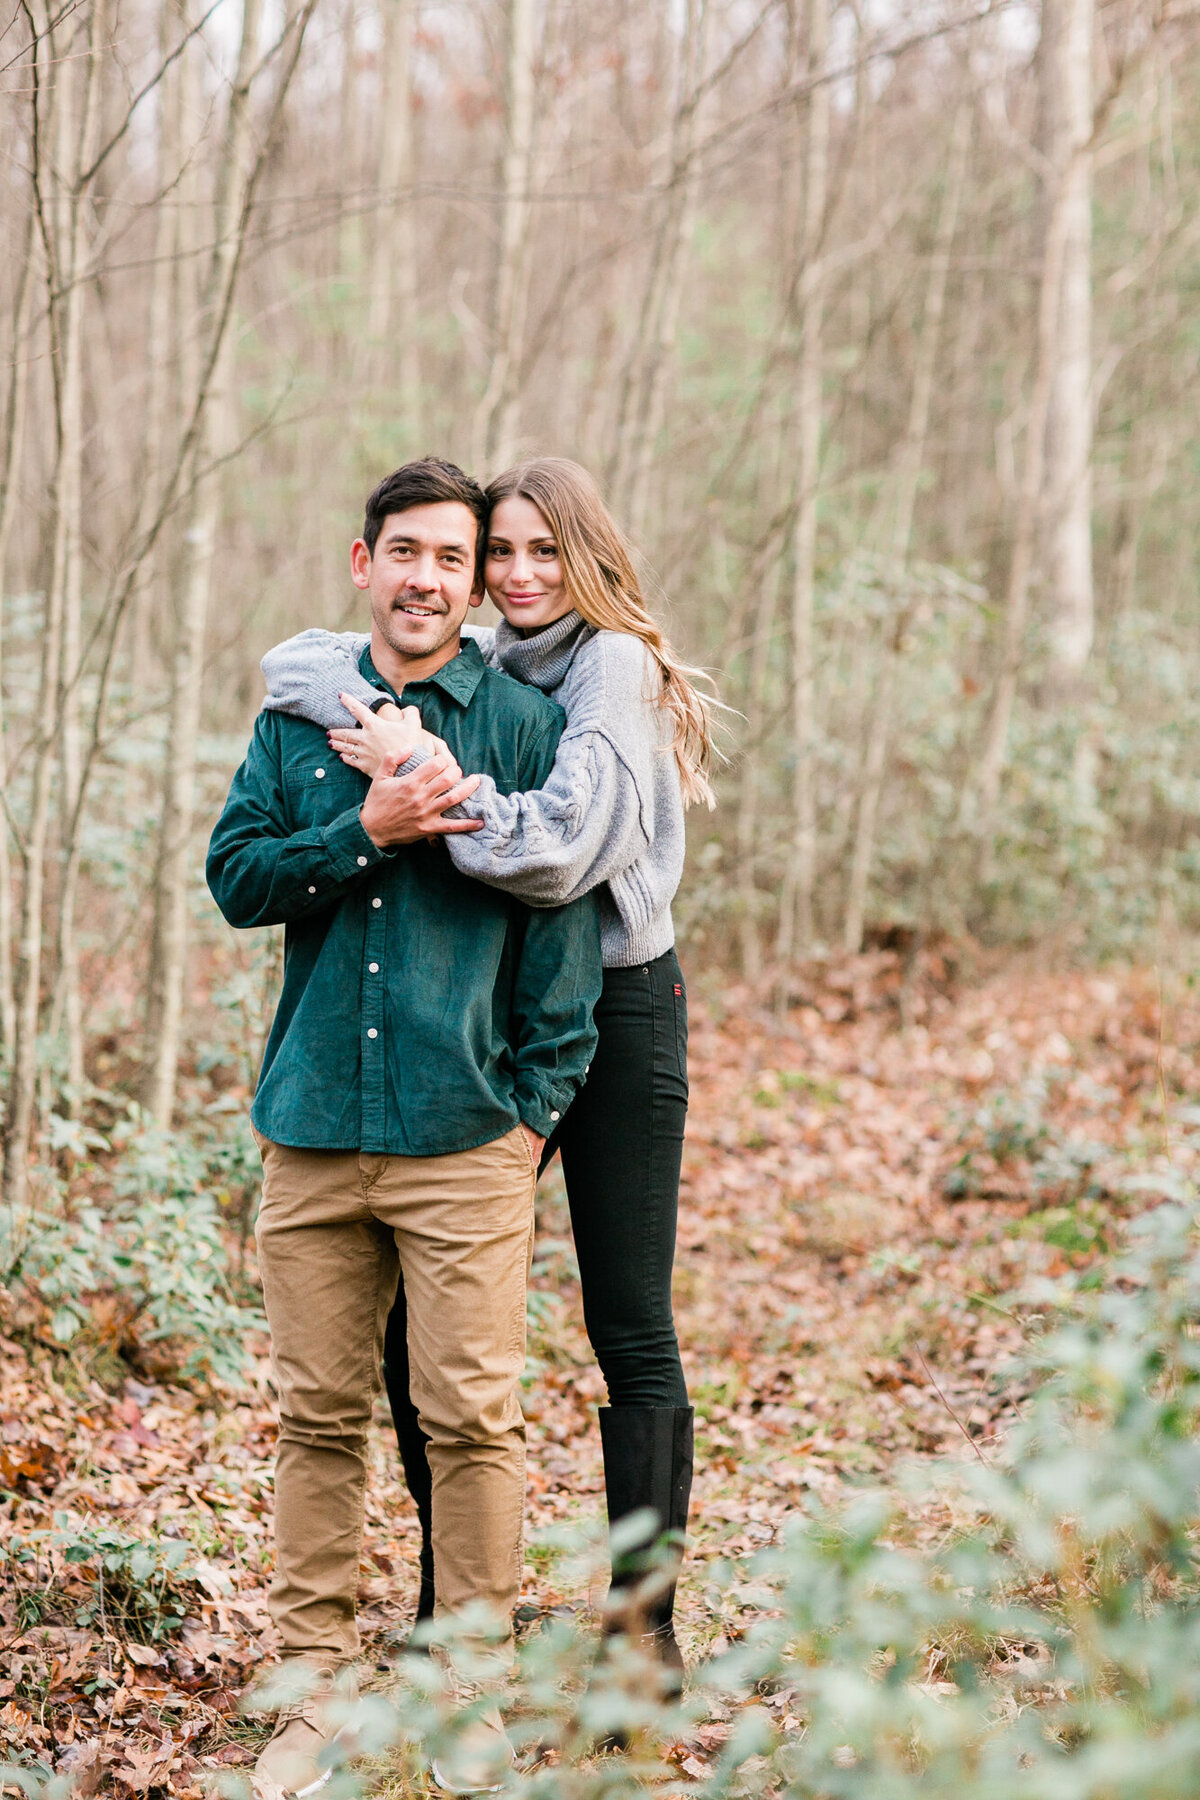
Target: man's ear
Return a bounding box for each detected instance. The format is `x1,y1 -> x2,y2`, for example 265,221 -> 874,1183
468,588 -> 484,609
350,538 -> 372,590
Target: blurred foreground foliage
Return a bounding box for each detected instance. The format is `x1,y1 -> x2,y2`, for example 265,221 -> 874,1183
6,1187 -> 1200,1798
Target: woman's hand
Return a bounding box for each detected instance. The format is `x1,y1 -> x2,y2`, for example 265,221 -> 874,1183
329,693 -> 444,780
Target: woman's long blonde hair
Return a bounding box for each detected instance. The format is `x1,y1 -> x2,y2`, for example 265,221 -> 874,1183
486,458 -> 719,810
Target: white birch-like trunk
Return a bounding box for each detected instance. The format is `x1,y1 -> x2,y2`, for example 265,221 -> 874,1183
775,0 -> 829,965
1041,0 -> 1094,682
472,0 -> 536,471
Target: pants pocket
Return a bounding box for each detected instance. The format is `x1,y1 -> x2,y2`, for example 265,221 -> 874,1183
511,1122 -> 537,1180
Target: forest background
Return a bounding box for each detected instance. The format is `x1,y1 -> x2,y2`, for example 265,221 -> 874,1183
3,0 -> 1200,1794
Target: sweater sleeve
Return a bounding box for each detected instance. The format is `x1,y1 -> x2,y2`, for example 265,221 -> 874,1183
442,633 -> 663,906
445,733 -> 655,906
260,628 -> 377,728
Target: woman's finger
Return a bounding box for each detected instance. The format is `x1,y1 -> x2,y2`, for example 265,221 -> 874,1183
435,775 -> 481,809
339,693 -> 376,726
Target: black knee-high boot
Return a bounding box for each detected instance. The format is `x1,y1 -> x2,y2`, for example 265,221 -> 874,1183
598,1406 -> 694,1682
382,1290 -> 435,1626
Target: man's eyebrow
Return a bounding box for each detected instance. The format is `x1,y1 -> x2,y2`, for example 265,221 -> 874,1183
381,530 -> 471,554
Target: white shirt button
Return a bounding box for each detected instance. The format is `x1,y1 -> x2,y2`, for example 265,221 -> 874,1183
307,886 -> 316,894
368,962 -> 379,973
315,767 -> 325,778
550,1111 -> 560,1121
372,897 -> 382,908
357,855 -> 368,866
367,1028 -> 378,1039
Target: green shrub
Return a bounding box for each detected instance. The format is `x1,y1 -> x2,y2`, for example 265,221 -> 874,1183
1,1117 -> 263,1384
1,1519 -> 197,1644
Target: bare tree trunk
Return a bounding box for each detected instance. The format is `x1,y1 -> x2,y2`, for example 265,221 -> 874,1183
1042,0 -> 1094,684
842,104 -> 970,954
623,2 -> 711,544
51,12 -> 97,1102
0,208 -> 37,1059
367,0 -> 420,431
142,0 -> 265,1126
337,0 -> 366,290
965,178 -> 1075,852
607,0 -> 709,531
472,0 -> 536,470
776,0 -> 829,966
128,0 -> 185,698
3,0 -> 105,1205
736,568 -> 781,981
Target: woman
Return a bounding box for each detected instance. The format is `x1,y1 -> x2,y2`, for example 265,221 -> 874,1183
261,458 -> 718,1678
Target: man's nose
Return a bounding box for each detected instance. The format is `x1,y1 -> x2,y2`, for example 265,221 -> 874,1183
403,556 -> 439,592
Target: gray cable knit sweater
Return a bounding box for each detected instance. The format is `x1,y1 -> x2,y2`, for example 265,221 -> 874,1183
260,613 -> 685,968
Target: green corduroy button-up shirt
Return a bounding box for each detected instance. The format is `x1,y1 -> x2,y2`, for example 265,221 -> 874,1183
206,638 -> 602,1155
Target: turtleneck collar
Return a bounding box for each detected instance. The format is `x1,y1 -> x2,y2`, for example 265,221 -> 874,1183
493,609 -> 594,694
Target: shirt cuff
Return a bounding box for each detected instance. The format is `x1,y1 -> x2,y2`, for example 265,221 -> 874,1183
514,1083 -> 576,1139
320,806 -> 390,879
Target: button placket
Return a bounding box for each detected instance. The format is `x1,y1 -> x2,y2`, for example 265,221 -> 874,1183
362,889 -> 387,1146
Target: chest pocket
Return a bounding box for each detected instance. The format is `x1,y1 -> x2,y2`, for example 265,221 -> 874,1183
283,758 -> 368,830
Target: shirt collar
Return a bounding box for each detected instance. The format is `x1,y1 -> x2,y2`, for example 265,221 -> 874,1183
359,636 -> 487,708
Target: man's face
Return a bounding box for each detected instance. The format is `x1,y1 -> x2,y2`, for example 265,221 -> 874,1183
350,501 -> 481,668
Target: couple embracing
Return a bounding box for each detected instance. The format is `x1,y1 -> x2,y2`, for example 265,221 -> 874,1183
206,454 -> 717,1797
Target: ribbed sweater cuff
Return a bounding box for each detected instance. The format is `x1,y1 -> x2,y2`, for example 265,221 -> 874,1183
600,911 -> 675,969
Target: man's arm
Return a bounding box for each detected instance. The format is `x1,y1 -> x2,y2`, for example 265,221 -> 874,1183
206,712 -> 391,928
510,890 -> 602,1142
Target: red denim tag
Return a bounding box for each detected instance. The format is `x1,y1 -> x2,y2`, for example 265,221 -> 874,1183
674,984 -> 682,995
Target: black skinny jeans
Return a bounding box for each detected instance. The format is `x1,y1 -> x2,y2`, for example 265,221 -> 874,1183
383,947 -> 690,1438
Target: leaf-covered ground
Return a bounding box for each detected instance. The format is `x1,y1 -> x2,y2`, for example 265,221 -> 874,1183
1,952 -> 1193,1792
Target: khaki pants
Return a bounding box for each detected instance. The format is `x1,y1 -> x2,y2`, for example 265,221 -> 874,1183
254,1125 -> 538,1662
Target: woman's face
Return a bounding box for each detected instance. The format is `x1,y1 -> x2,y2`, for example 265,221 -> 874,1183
485,495 -> 573,635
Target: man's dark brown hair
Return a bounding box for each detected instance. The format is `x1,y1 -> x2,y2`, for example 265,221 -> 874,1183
362,458 -> 489,566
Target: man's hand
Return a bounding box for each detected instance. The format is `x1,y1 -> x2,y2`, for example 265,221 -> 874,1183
359,752 -> 484,848
521,1124 -> 546,1170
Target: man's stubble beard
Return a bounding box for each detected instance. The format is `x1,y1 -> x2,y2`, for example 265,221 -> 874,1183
372,595 -> 462,664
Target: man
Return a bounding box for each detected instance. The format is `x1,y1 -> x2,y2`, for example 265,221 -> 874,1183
207,458 -> 601,1798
